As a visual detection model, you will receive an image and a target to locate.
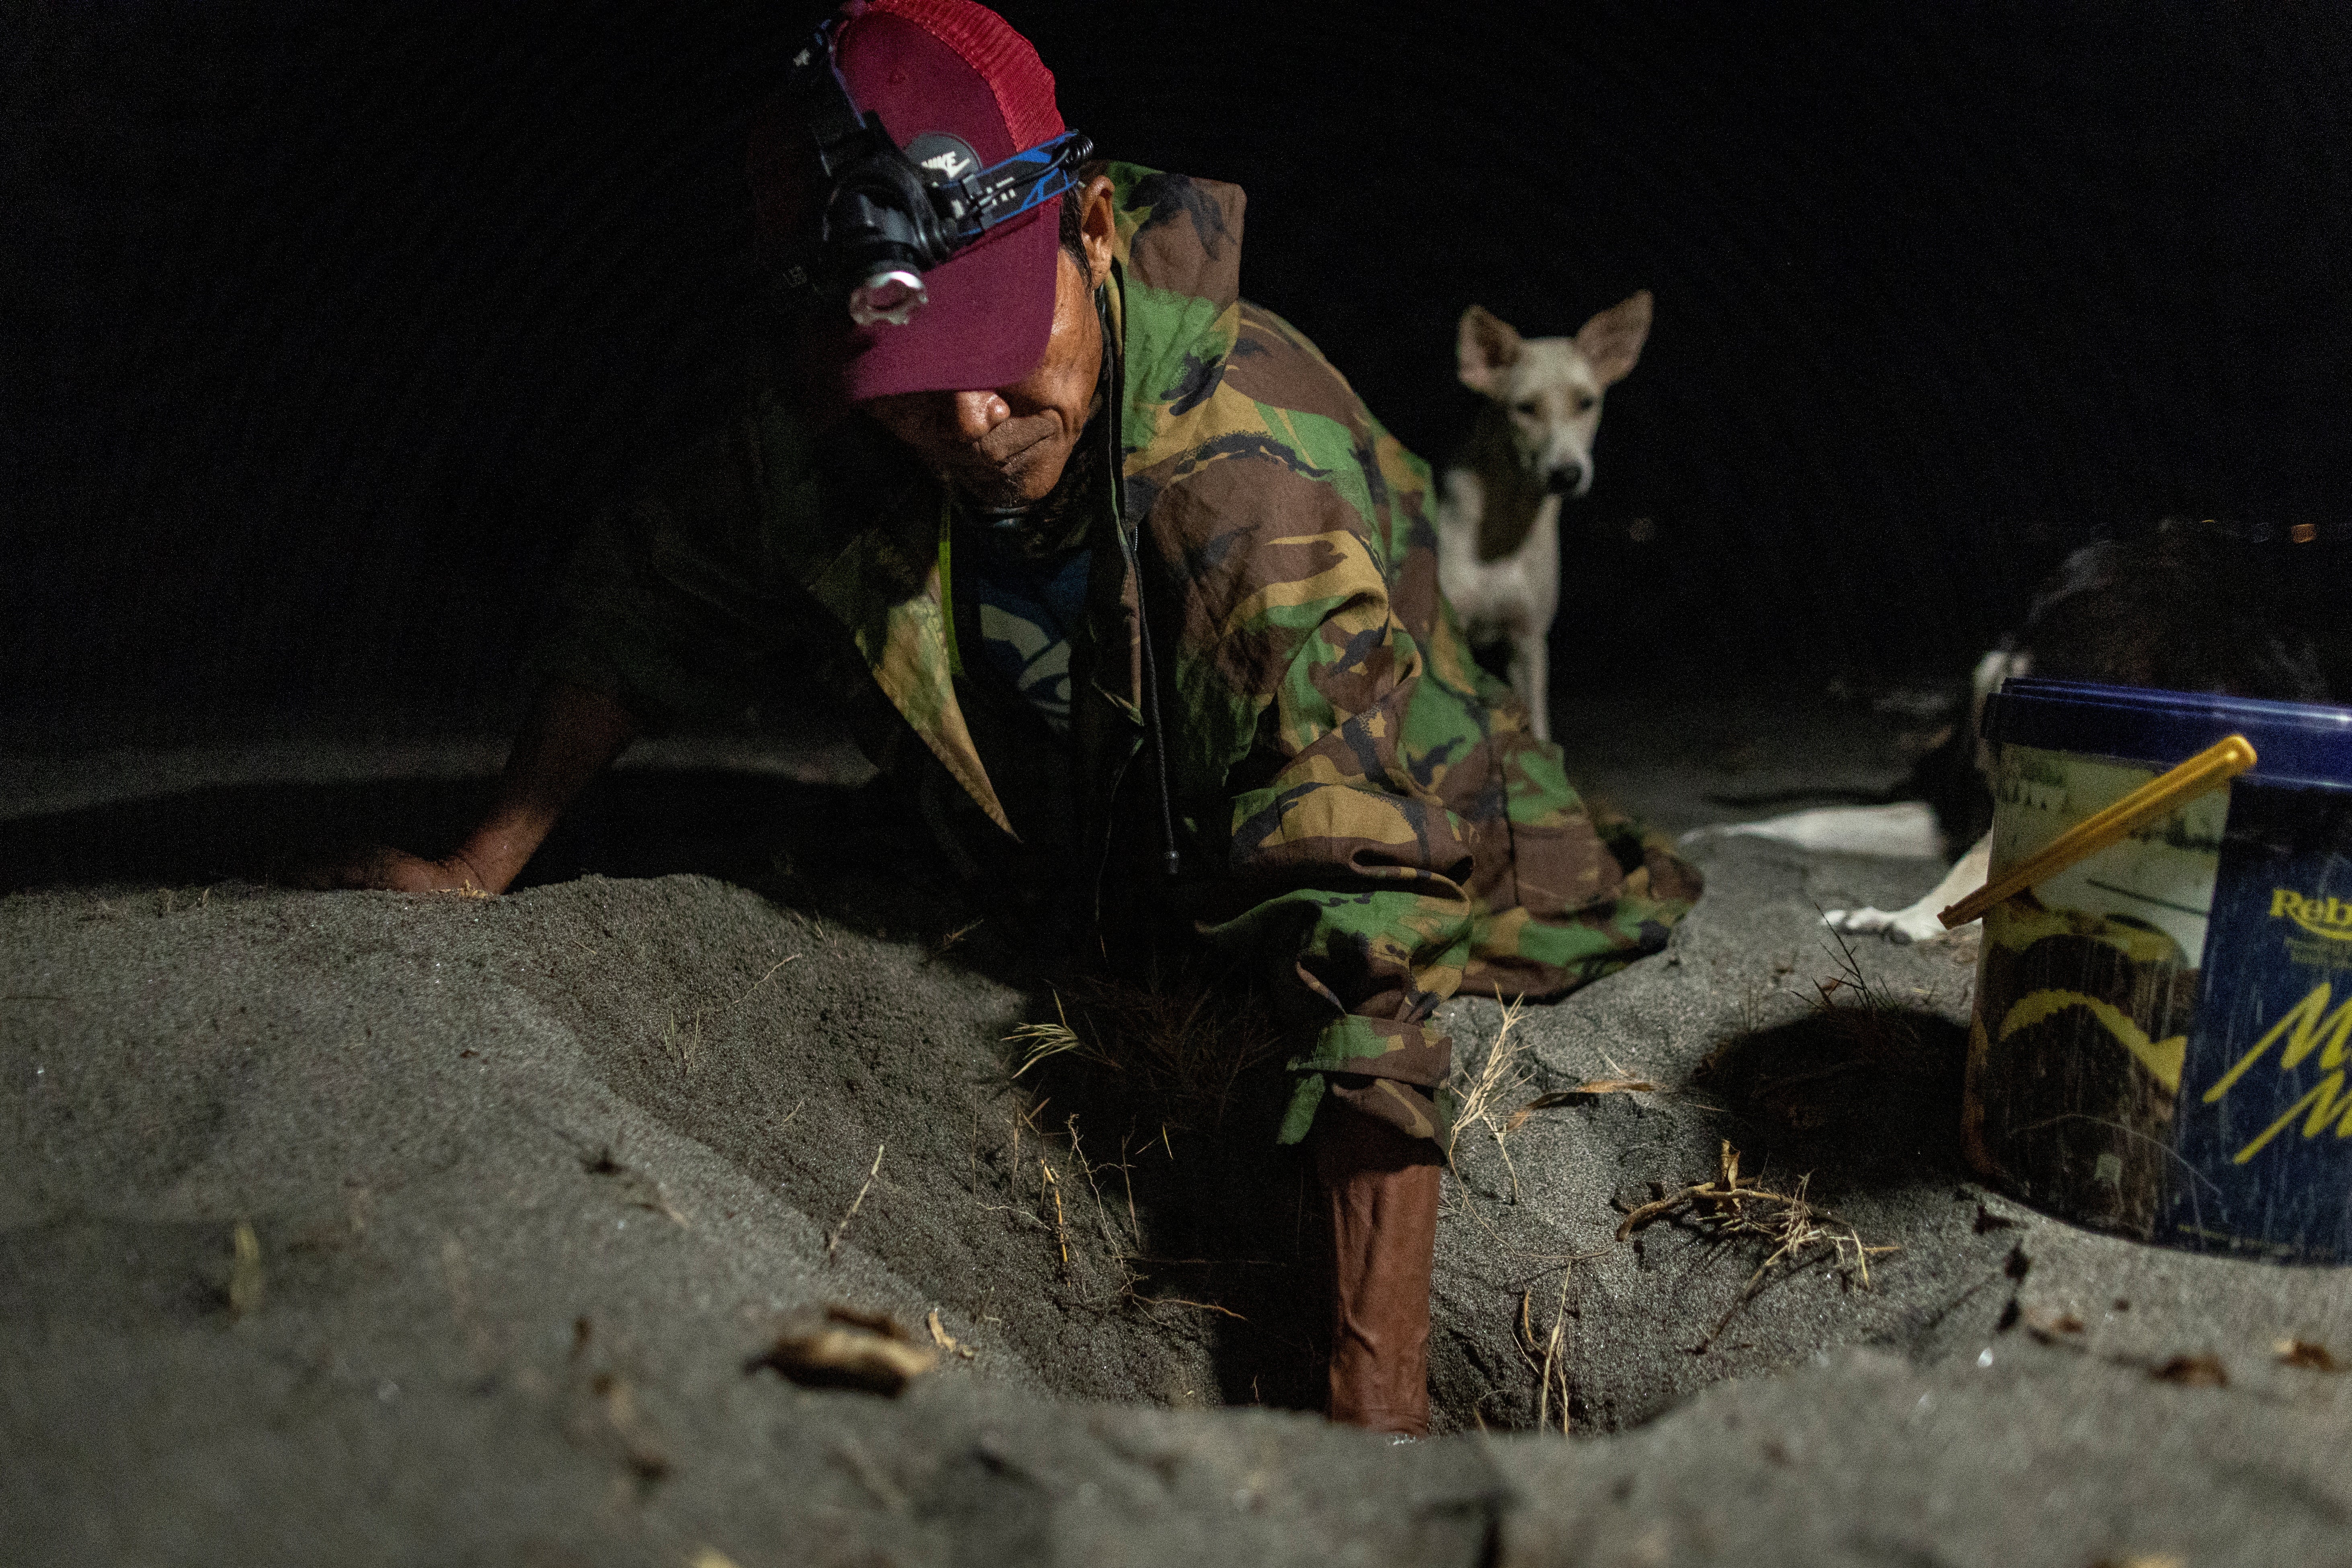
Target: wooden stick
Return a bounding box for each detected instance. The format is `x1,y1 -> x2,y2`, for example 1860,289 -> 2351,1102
1939,733 -> 2256,930
826,1143 -> 885,1265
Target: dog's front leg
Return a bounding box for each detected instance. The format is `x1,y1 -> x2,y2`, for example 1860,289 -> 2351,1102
1822,831 -> 1991,942
1510,501 -> 1560,742
1508,630 -> 1551,742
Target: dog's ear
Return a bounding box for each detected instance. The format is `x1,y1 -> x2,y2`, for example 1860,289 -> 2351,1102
1457,305 -> 1523,394
1576,290 -> 1653,387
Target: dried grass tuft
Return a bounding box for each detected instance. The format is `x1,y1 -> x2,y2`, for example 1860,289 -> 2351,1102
1800,921 -> 1934,1069
1447,997 -> 1534,1197
1449,998 -> 1662,1205
1005,993 -> 1101,1079
1515,1264 -> 1576,1435
1004,968 -> 1283,1133
660,1012 -> 704,1079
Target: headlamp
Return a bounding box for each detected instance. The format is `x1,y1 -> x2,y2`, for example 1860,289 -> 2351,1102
782,21 -> 1092,328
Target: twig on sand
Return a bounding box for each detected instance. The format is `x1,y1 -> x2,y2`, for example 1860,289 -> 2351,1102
1040,1160 -> 1069,1271
1062,1113 -> 1139,1262
735,952 -> 802,1008
1008,1108 -> 1022,1202
934,918 -> 985,953
1617,1140 -> 1897,1348
1130,1294 -> 1247,1321
1005,1097 -> 1049,1206
1116,1132 -> 1140,1237
831,1436 -> 910,1509
660,952 -> 803,1081
634,1192 -> 693,1229
826,1143 -> 885,1266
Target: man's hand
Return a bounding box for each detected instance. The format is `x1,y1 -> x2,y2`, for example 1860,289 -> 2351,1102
297,681 -> 640,898
301,846 -> 494,895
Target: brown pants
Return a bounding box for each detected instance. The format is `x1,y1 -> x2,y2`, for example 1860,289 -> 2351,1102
1316,1101 -> 1443,1436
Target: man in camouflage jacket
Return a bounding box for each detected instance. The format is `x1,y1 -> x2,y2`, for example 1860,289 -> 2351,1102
333,0 -> 1697,1437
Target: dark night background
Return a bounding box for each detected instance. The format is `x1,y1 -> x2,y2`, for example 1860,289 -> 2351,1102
7,0 -> 2349,747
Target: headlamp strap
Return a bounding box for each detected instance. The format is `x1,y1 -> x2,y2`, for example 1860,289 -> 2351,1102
946,130 -> 1093,242
789,23 -> 888,176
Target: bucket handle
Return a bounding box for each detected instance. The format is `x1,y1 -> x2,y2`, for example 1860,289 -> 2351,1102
1939,733 -> 2258,930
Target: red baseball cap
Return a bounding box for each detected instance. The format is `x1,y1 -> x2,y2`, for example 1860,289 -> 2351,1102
749,0 -> 1072,405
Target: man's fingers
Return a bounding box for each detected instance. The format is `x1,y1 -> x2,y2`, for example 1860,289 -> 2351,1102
379,852 -> 484,895
286,846 -> 389,891
295,846 -> 483,895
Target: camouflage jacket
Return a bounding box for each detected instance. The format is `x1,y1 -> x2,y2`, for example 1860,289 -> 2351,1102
533,164 -> 1700,1145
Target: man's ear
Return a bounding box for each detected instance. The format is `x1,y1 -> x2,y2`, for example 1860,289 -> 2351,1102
1576,289 -> 1653,387
1457,305 -> 1521,394
1079,174 -> 1116,289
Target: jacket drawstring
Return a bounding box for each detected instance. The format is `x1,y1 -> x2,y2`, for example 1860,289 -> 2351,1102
1100,282 -> 1181,880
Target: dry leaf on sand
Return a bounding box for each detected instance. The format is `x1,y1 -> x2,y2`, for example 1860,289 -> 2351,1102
2149,1353 -> 2227,1387
228,1220 -> 265,1318
926,1307 -> 975,1360
747,1305 -> 939,1396
1501,1078 -> 1658,1135
2023,1308 -> 2085,1344
2275,1338 -> 2342,1372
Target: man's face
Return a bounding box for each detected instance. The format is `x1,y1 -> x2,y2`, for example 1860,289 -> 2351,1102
858,178 -> 1116,511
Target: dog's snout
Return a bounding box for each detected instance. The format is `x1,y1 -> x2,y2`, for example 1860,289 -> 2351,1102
1545,463 -> 1589,497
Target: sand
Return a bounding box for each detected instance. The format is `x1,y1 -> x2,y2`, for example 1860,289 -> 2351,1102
4,689 -> 2350,1567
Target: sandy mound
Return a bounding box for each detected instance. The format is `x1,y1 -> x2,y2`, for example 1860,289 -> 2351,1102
6,699 -> 2350,1564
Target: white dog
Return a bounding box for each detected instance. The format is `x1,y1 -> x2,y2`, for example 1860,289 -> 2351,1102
1800,649 -> 2022,940
1725,650 -> 2021,942
1700,518 -> 2339,942
1437,291 -> 1652,741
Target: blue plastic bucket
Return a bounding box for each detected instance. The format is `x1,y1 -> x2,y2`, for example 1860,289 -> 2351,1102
1968,677 -> 2352,1262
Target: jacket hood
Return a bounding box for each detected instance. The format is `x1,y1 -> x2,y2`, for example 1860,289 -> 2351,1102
1097,164 -> 1248,464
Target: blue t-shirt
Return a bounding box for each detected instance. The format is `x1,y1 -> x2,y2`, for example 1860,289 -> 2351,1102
962,544 -> 1091,733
